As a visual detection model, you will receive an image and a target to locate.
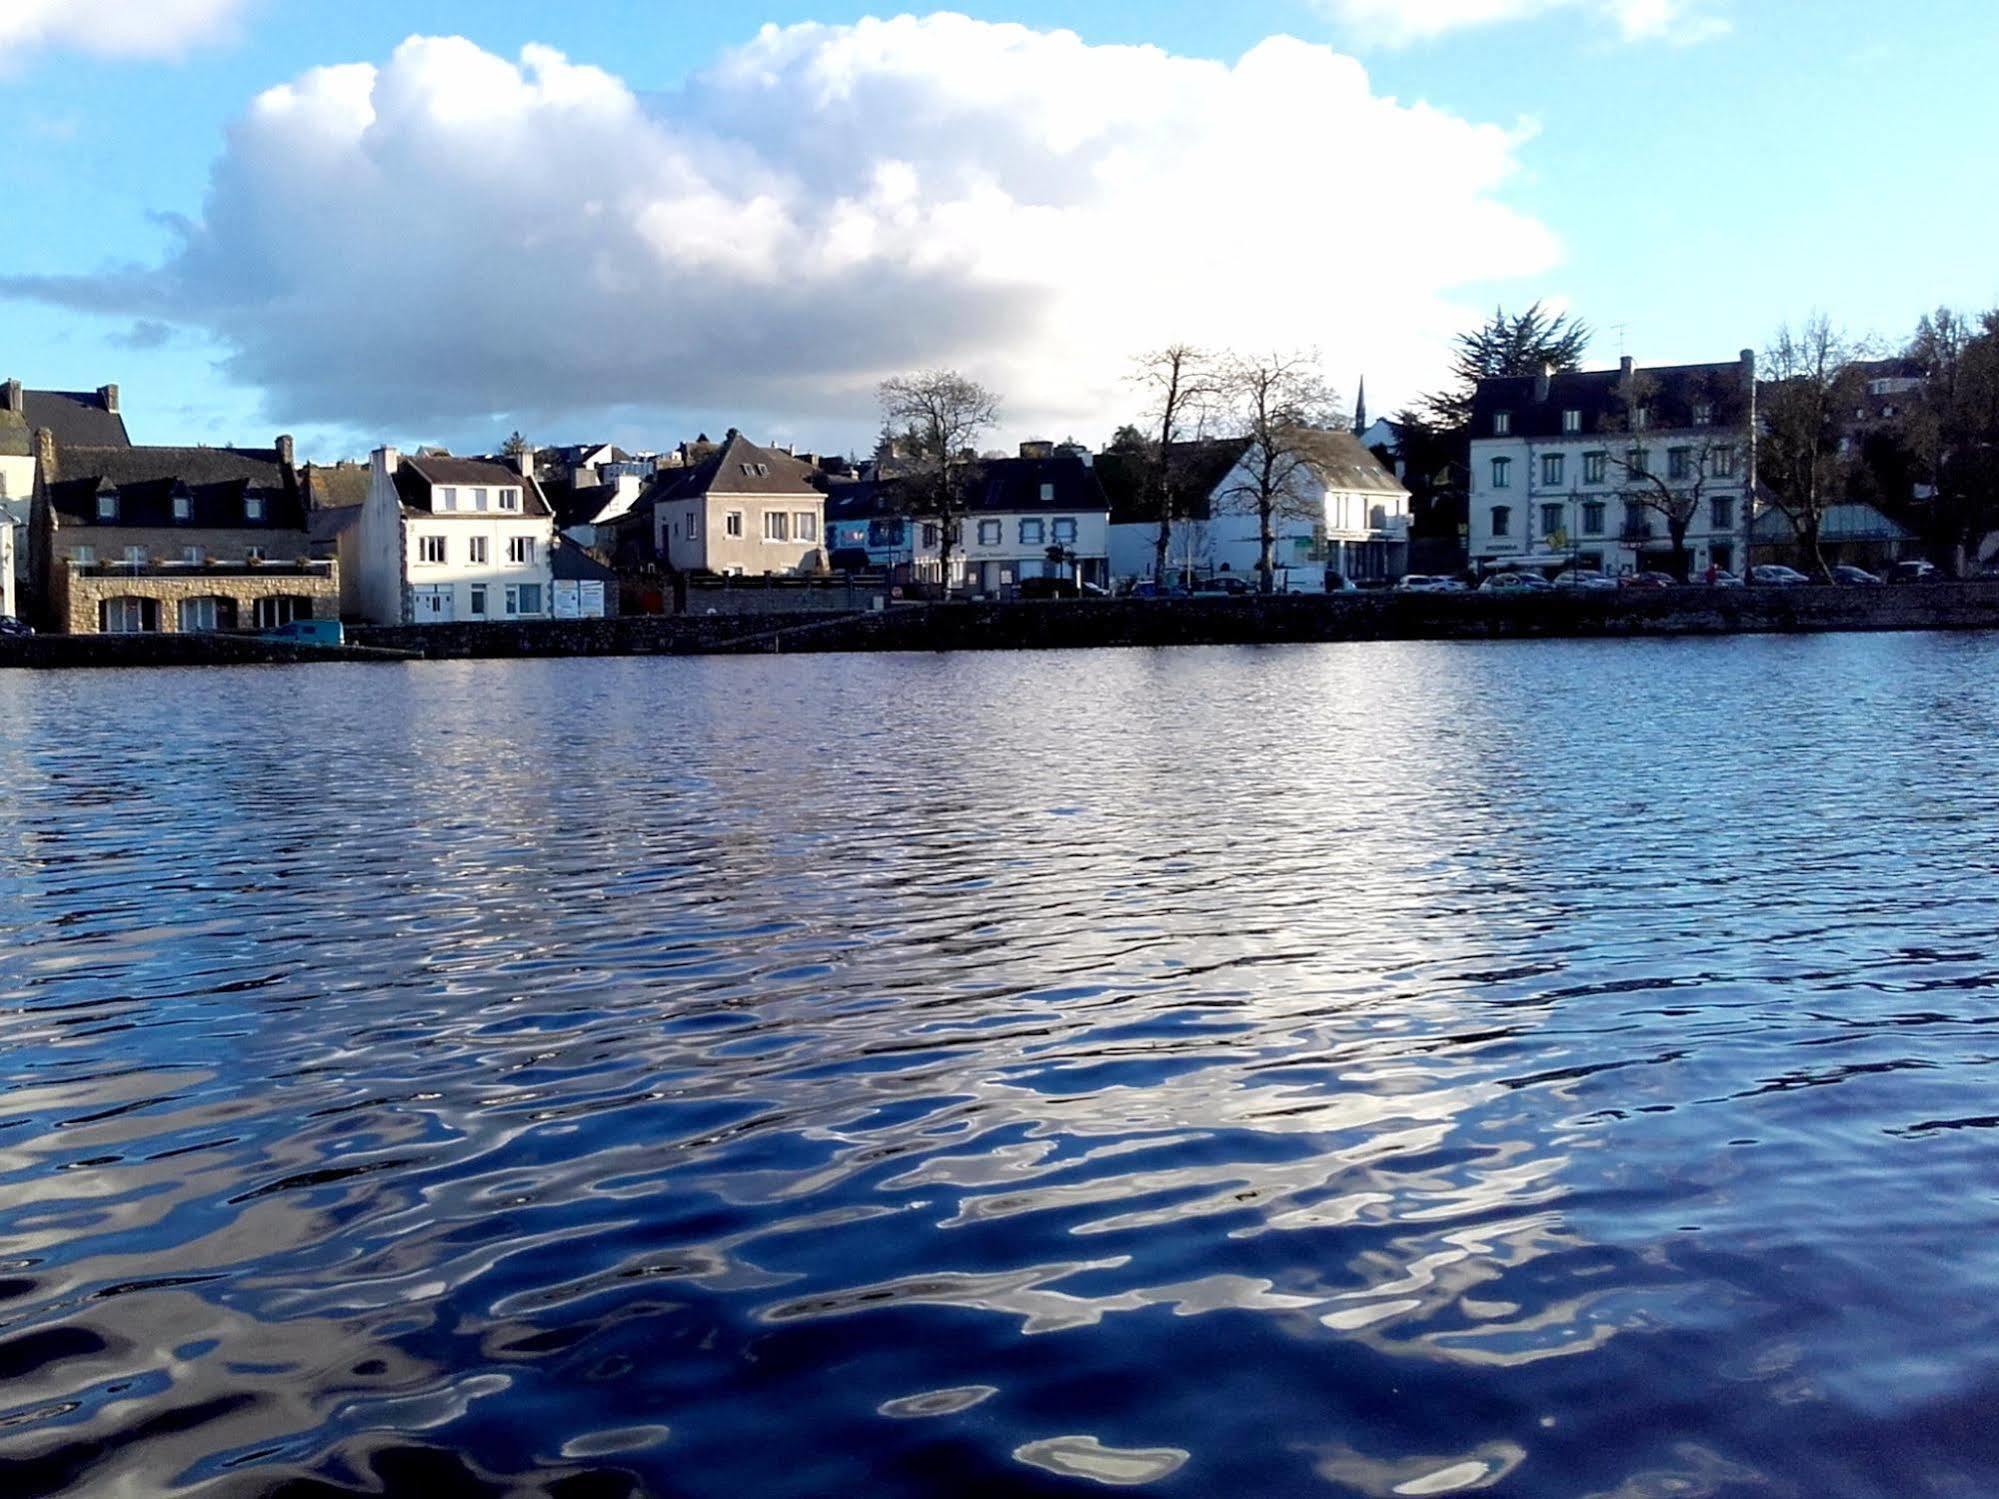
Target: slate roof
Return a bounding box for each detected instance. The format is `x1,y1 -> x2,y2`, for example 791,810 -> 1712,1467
393,454 -> 551,516
642,433 -> 825,506
823,456 -> 1111,524
0,388 -> 131,455
302,461 -> 370,510
1471,360 -> 1752,440
550,538 -> 619,581
1098,439 -> 1252,524
44,443 -> 305,530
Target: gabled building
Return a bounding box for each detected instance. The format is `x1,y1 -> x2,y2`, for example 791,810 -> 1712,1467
30,432 -> 338,634
1104,430 -> 1410,589
1,380 -> 131,620
1467,353 -> 1757,577
351,449 -> 557,624
643,432 -> 827,576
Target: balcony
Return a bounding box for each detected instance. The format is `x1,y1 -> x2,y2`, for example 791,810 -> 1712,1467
68,558 -> 333,580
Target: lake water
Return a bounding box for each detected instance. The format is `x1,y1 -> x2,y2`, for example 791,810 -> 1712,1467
2,637 -> 1999,1498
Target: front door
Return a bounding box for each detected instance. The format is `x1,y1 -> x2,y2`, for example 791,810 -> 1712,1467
415,585 -> 454,623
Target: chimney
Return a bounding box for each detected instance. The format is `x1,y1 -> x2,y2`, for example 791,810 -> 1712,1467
374,445 -> 401,477
34,428 -> 57,482
515,444 -> 535,479
1534,363 -> 1552,403
1019,439 -> 1055,460
1,379 -> 20,414
275,434 -> 295,470
97,384 -> 119,416
1619,356 -> 1635,382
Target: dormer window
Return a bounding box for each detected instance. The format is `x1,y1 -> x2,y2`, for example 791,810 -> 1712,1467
1562,409 -> 1581,434
1040,482 -> 1055,503
741,463 -> 755,476
755,463 -> 769,477
439,487 -> 458,512
473,488 -> 489,511
1693,402 -> 1713,427
244,496 -> 265,521
1493,412 -> 1512,436
1633,407 -> 1651,430
173,495 -> 191,521
499,489 -> 519,511
96,494 -> 117,521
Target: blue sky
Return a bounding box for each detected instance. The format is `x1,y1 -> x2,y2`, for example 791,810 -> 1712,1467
2,0 -> 1994,459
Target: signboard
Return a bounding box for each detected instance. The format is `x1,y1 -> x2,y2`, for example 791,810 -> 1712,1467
577,581 -> 605,618
552,580 -> 581,619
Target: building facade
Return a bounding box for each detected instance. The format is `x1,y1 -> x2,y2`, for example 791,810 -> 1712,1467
1,380 -> 131,621
646,433 -> 827,576
351,450 -> 557,624
29,431 -> 337,634
1467,354 -> 1757,577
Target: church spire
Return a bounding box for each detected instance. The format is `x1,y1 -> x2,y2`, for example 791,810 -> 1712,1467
1352,376 -> 1368,437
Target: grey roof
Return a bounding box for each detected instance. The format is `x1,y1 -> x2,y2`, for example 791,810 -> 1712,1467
1472,360 -> 1752,439
302,461 -> 370,510
4,388 -> 131,452
550,539 -> 618,581
44,442 -> 304,530
1289,428 -> 1409,498
394,454 -> 551,516
642,433 -> 824,507
1098,439 -> 1252,524
1751,501 -> 1915,543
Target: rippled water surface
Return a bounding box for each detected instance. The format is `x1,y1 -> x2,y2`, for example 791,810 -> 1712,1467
3,638 -> 1999,1497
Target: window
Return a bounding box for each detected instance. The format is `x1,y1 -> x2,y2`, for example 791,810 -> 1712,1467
124,545 -> 147,567
418,535 -> 447,564
1540,503 -> 1564,537
1584,451 -> 1607,484
794,513 -> 817,542
1490,457 -> 1511,489
508,536 -> 534,564
1693,402 -> 1713,427
1712,445 -> 1739,477
755,463 -> 769,477
1709,496 -> 1735,530
1052,517 -> 1078,544
1632,407 -> 1651,430
178,597 -> 236,632
1039,482 -> 1055,503
469,584 -> 488,616
1541,454 -> 1564,486
1627,448 -> 1649,478
1493,411 -> 1512,436
182,546 -> 205,566
499,489 -> 519,511
96,494 -> 117,521
245,546 -> 265,564
253,596 -> 309,630
70,546 -> 96,566
468,536 -> 489,565
686,511 -> 700,541
978,519 -> 1002,545
173,495 -> 191,521
725,510 -> 744,538
1019,517 -> 1046,546
473,488 -> 489,512
922,523 -> 939,549
1490,505 -> 1512,537
244,496 -> 264,521
1622,501 -> 1647,536
1562,409 -> 1582,434
100,597 -> 158,633
505,583 -> 543,615
1582,501 -> 1606,535
763,511 -> 789,542
1668,447 -> 1693,480
438,488 -> 458,512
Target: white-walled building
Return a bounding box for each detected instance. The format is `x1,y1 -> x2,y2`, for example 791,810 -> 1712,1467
644,432 -> 828,576
1466,354 -> 1757,577
1105,430 -> 1410,590
350,450 -> 557,624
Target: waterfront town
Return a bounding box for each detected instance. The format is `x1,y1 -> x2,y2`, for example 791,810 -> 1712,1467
2,307 -> 1996,638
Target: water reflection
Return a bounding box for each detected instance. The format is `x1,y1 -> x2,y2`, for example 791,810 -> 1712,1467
0,638 -> 1996,1495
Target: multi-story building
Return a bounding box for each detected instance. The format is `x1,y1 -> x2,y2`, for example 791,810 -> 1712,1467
351,449 -> 557,624
1467,353 -> 1756,577
0,380 -> 131,620
645,432 -> 828,576
29,431 -> 338,634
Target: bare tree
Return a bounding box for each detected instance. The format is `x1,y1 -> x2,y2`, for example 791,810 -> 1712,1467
1216,352 -> 1337,594
1605,370 -> 1747,581
1127,345 -> 1219,581
1761,317 -> 1863,581
877,370 -> 1001,592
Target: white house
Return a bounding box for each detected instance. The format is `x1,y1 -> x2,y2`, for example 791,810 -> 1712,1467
350,449 -> 557,624
1466,353 -> 1757,577
1106,430 -> 1410,590
645,432 -> 828,576
825,448 -> 1112,591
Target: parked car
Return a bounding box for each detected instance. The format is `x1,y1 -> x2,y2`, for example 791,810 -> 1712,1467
1190,575 -> 1252,596
1323,572 -> 1359,593
1887,560 -> 1937,584
1551,569 -> 1618,591
1621,571 -> 1678,590
1396,574 -> 1447,593
1126,580 -> 1187,599
1479,571 -> 1551,593
1017,576 -> 1080,600
0,617 -> 32,638
1705,568 -> 1745,588
1750,564 -> 1812,587
1832,564 -> 1882,585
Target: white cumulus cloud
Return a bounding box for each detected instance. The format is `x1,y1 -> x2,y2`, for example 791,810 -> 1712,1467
5,16 -> 1566,445
0,0 -> 253,67
1316,0 -> 1730,47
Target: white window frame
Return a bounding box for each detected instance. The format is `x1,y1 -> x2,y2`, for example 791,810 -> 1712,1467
71,546 -> 97,566
1051,517 -> 1077,544
124,545 -> 147,567
499,489 -> 519,512
468,536 -> 489,565
1493,412 -> 1512,436
418,535 -> 447,565
469,584 -> 488,616
1562,409 -> 1581,434
173,495 -> 191,521
793,512 -> 817,542
508,536 -> 534,565
438,487 -> 458,512
1584,452 -> 1608,485
764,511 -> 790,542
1540,454 -> 1563,487
96,495 -> 117,521
1019,517 -> 1046,546
686,511 -> 700,541
1490,457 -> 1511,490
182,545 -> 204,566
977,519 -> 1002,545
244,496 -> 264,521
725,510 -> 744,538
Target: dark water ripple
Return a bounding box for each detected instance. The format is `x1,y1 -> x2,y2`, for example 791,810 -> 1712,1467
2,637 -> 1999,1496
